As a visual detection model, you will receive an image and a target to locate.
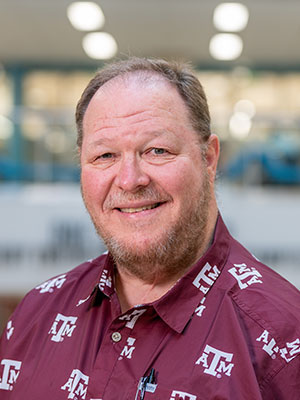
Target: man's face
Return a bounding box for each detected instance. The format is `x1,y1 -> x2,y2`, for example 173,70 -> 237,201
80,74 -> 219,281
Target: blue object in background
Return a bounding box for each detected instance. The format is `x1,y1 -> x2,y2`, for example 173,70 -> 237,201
224,134 -> 300,185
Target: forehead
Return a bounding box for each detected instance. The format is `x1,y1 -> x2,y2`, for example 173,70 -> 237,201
83,72 -> 192,126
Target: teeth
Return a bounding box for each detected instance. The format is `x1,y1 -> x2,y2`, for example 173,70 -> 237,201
120,203 -> 159,213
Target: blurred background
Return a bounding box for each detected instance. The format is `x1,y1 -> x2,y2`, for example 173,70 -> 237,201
1,0 -> 300,333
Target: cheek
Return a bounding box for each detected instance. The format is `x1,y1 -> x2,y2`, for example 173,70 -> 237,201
81,168 -> 107,205
156,161 -> 202,195
81,169 -> 94,192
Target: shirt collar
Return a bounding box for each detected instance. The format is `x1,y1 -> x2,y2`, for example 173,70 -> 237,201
76,253 -> 115,308
149,213 -> 231,333
83,214 -> 231,333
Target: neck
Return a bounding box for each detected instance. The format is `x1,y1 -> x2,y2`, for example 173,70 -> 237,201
115,266 -> 181,312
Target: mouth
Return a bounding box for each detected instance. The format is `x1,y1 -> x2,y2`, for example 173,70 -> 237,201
116,202 -> 163,214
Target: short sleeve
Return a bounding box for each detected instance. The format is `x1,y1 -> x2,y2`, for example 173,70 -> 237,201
261,355 -> 300,399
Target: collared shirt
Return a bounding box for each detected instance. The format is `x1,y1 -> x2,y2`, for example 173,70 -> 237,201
1,215 -> 300,400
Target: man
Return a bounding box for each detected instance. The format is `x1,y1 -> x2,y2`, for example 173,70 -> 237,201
1,57 -> 300,399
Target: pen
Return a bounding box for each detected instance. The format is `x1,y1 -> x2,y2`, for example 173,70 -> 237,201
148,368 -> 155,384
135,368 -> 156,400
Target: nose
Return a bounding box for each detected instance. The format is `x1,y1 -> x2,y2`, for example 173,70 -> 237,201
114,155 -> 150,192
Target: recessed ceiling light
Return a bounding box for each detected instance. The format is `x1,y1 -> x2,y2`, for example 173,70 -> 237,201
209,33 -> 243,60
82,32 -> 118,59
213,2 -> 249,32
67,2 -> 105,31
229,112 -> 252,139
234,99 -> 256,118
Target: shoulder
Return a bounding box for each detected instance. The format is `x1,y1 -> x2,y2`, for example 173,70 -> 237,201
3,253 -> 109,334
29,253 -> 107,295
220,236 -> 300,391
34,254 -> 106,295
224,237 -> 300,332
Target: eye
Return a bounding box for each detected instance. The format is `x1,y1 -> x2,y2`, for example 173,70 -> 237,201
92,152 -> 116,164
150,148 -> 168,155
144,147 -> 175,163
99,152 -> 113,159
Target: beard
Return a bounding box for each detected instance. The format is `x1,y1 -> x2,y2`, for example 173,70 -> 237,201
82,172 -> 212,283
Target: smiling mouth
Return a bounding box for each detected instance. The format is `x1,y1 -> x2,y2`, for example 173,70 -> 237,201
117,202 -> 162,213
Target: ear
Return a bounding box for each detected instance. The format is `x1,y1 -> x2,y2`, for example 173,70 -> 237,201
204,134 -> 220,183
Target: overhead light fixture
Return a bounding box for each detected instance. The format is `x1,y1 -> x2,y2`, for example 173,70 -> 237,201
82,32 -> 118,59
209,33 -> 243,60
229,112 -> 252,139
67,1 -> 105,31
234,99 -> 256,118
213,2 -> 249,32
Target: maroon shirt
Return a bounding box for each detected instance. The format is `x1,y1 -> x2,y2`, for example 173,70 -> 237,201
1,215 -> 300,399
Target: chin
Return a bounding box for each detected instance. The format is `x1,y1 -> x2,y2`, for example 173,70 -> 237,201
104,232 -> 165,260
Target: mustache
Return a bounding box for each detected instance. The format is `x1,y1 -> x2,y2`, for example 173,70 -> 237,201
104,185 -> 172,209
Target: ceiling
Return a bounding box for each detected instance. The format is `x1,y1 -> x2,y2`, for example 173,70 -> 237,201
1,0 -> 300,70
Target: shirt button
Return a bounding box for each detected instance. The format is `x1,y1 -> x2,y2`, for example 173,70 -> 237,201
111,332 -> 122,342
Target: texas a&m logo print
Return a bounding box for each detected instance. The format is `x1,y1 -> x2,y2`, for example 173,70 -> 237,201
193,263 -> 220,295
0,359 -> 22,391
256,329 -> 300,363
280,339 -> 300,362
61,369 -> 89,399
119,337 -> 136,359
195,345 -> 234,378
228,263 -> 263,290
35,274 -> 67,293
6,321 -> 14,341
170,390 -> 197,399
48,313 -> 78,342
256,329 -> 279,359
195,297 -> 206,317
98,269 -> 112,291
119,308 -> 146,329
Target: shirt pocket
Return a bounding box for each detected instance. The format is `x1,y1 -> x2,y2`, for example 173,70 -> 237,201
126,382 -> 198,400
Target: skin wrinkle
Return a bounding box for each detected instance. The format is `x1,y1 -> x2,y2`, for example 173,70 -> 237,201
87,129 -> 174,149
84,108 -> 202,160
90,111 -> 156,132
85,134 -> 199,166
87,111 -> 186,142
